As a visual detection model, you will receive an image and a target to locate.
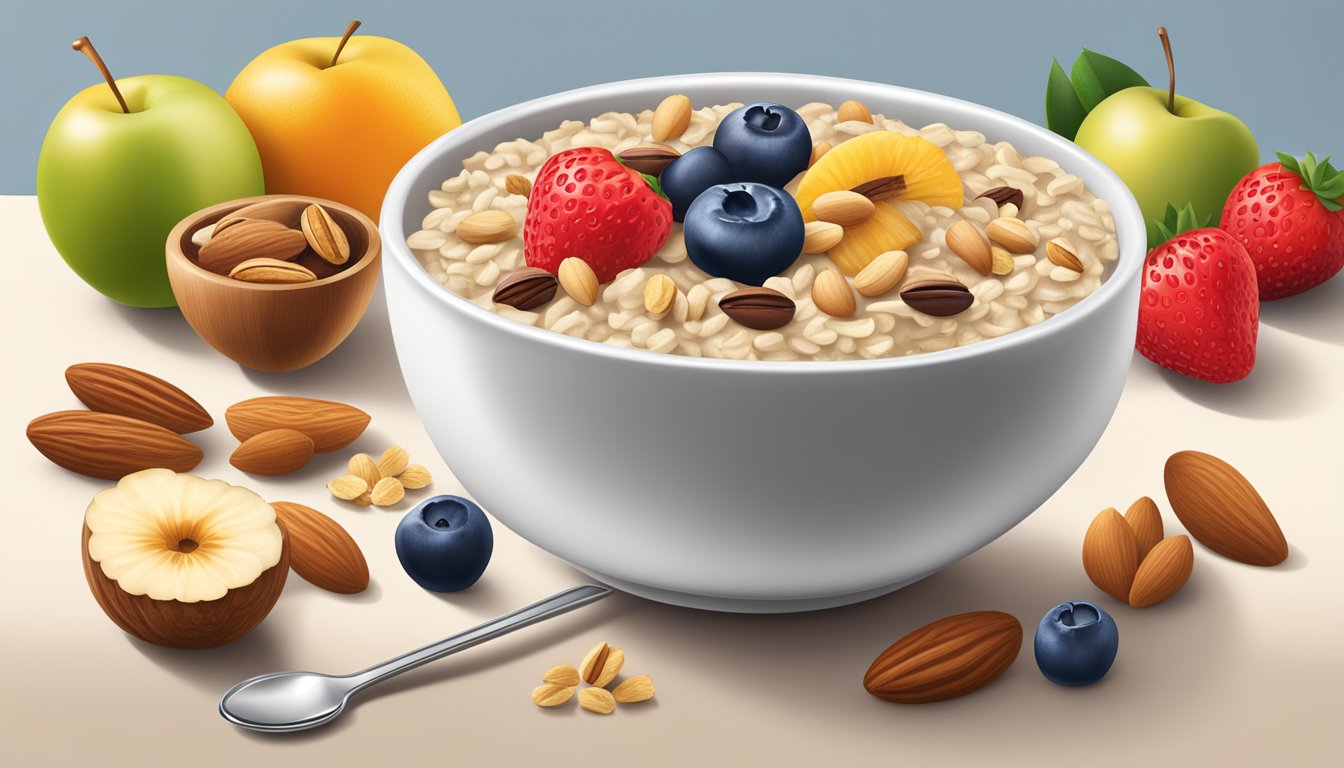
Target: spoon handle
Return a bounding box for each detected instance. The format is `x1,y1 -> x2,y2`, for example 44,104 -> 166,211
343,584 -> 611,692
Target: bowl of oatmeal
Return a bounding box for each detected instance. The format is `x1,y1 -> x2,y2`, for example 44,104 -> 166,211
381,73 -> 1145,612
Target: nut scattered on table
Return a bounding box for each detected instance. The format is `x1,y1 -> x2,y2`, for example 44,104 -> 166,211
532,642 -> 655,714
328,445 -> 433,508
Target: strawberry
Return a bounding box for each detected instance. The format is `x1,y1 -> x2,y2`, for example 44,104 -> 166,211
1137,204 -> 1259,383
523,147 -> 672,282
1219,151 -> 1344,300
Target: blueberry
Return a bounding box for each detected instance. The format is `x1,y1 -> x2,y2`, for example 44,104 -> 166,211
1034,601 -> 1119,686
683,183 -> 804,285
394,495 -> 493,592
661,146 -> 736,222
713,103 -> 812,188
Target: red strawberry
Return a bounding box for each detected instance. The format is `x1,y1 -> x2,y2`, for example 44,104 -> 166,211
1220,151 -> 1344,300
523,147 -> 672,282
1137,204 -> 1259,383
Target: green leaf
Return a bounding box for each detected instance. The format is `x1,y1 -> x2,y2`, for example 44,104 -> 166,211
1045,59 -> 1088,141
641,172 -> 667,201
1151,202 -> 1214,244
1274,150 -> 1344,211
1070,49 -> 1150,111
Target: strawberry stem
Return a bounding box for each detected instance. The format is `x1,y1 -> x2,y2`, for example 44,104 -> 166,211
1276,151 -> 1344,211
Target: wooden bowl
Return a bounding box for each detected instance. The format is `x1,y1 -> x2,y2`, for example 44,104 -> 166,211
166,195 -> 380,372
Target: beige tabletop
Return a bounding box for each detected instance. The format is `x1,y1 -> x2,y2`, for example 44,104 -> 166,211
3,195 -> 1339,766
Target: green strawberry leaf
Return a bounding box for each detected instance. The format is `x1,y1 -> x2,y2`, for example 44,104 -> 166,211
1070,49 -> 1150,112
641,172 -> 668,201
1045,59 -> 1088,141
1275,150 -> 1344,211
1152,202 -> 1214,243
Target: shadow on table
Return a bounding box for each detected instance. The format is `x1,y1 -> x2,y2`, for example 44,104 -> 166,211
1256,272 -> 1344,346
107,303 -> 212,357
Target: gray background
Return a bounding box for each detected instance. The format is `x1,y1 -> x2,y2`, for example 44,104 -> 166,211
4,0 -> 1341,194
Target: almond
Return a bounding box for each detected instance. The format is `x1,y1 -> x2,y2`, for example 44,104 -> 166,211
229,257 -> 317,284
612,674 -> 655,703
370,477 -> 406,507
1164,451 -> 1288,566
327,475 -> 369,501
457,210 -> 517,244
27,411 -> 202,479
651,94 -> 692,142
300,204 -> 351,265
398,464 -> 433,490
643,274 -> 676,315
558,257 -> 599,306
802,221 -> 844,254
348,453 -> 381,488
812,269 -> 856,318
226,199 -> 309,229
863,611 -> 1022,703
1129,535 -> 1193,608
578,687 -> 615,714
837,99 -> 873,124
1082,507 -> 1139,602
1124,496 -> 1165,561
854,250 -> 908,297
1046,239 -> 1084,272
377,445 -> 410,478
946,220 -> 993,276
65,362 -> 212,434
197,218 -> 307,275
985,217 -> 1039,254
809,141 -> 832,168
532,684 -> 575,708
230,429 -> 315,475
580,642 -> 624,687
813,190 -> 875,227
505,174 -> 532,197
542,665 -> 580,687
271,501 -> 369,594
990,246 -> 1015,276
226,396 -> 370,453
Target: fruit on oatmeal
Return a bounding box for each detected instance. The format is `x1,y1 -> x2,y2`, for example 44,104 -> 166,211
395,495 -> 493,592
82,469 -> 288,649
812,269 -> 856,318
271,501 -> 369,594
684,183 -> 805,285
795,131 -> 963,275
854,250 -> 908,297
1124,496 -> 1165,561
1033,601 -> 1118,686
617,144 -> 681,177
226,396 -> 370,452
229,428 -> 315,475
863,611 -> 1022,703
1136,205 -> 1258,383
523,147 -> 672,281
558,256 -> 600,306
1129,535 -> 1193,608
945,220 -> 993,276
661,146 -> 737,222
898,273 -> 973,317
719,286 -> 796,330
28,410 -> 203,479
712,102 -> 812,188
1219,151 -> 1344,300
493,267 -> 558,310
64,362 -> 212,434
1082,507 -> 1139,602
1164,451 -> 1287,566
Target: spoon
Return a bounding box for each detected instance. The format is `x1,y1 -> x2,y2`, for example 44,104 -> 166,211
219,584 -> 611,732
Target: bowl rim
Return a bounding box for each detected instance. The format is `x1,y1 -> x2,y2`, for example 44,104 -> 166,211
381,71 -> 1145,373
166,194 -> 381,292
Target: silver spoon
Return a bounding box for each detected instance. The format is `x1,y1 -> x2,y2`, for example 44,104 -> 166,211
219,584 -> 611,732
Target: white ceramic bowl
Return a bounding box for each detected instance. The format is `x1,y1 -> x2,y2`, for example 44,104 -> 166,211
381,73 -> 1144,612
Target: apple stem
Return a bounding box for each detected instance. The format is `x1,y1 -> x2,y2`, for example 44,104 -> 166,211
72,36 -> 130,114
331,19 -> 361,68
1157,26 -> 1176,115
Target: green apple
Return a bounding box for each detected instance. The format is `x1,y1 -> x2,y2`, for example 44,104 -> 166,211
38,39 -> 264,307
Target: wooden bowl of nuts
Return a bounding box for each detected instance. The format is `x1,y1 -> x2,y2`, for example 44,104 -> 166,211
166,195 -> 380,372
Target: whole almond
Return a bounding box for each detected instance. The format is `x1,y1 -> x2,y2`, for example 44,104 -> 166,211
505,174 -> 532,197
580,642 -> 625,687
978,186 -> 1024,210
990,246 -> 1015,276
457,210 -> 518,244
493,267 -> 558,311
1129,535 -> 1193,608
230,428 -> 315,475
65,362 -> 212,434
809,141 -> 832,168
227,199 -> 309,229
327,475 -> 369,501
229,257 -> 317,284
619,144 -> 681,176
272,501 -> 370,594
899,274 -> 973,317
719,287 -> 795,330
813,190 -> 875,227
578,687 -> 615,715
863,611 -> 1022,703
1046,239 -> 1084,272
686,284 -> 710,322
377,446 -> 410,478
612,675 -> 655,703
348,453 -> 382,488
1164,451 -> 1288,566
558,257 -> 599,306
190,225 -> 213,248
812,269 -> 856,318
802,221 -> 844,254
532,684 -> 575,708
1082,507 -> 1139,602
226,396 -> 370,453
197,218 -> 307,275
370,477 -> 406,507
27,411 -> 202,479
854,250 -> 908,297
837,99 -> 873,123
398,464 -> 433,490
1124,496 -> 1165,561
946,220 -> 993,276
643,274 -> 677,315
543,665 -> 580,687
985,217 -> 1039,254
651,94 -> 692,142
300,204 -> 351,265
